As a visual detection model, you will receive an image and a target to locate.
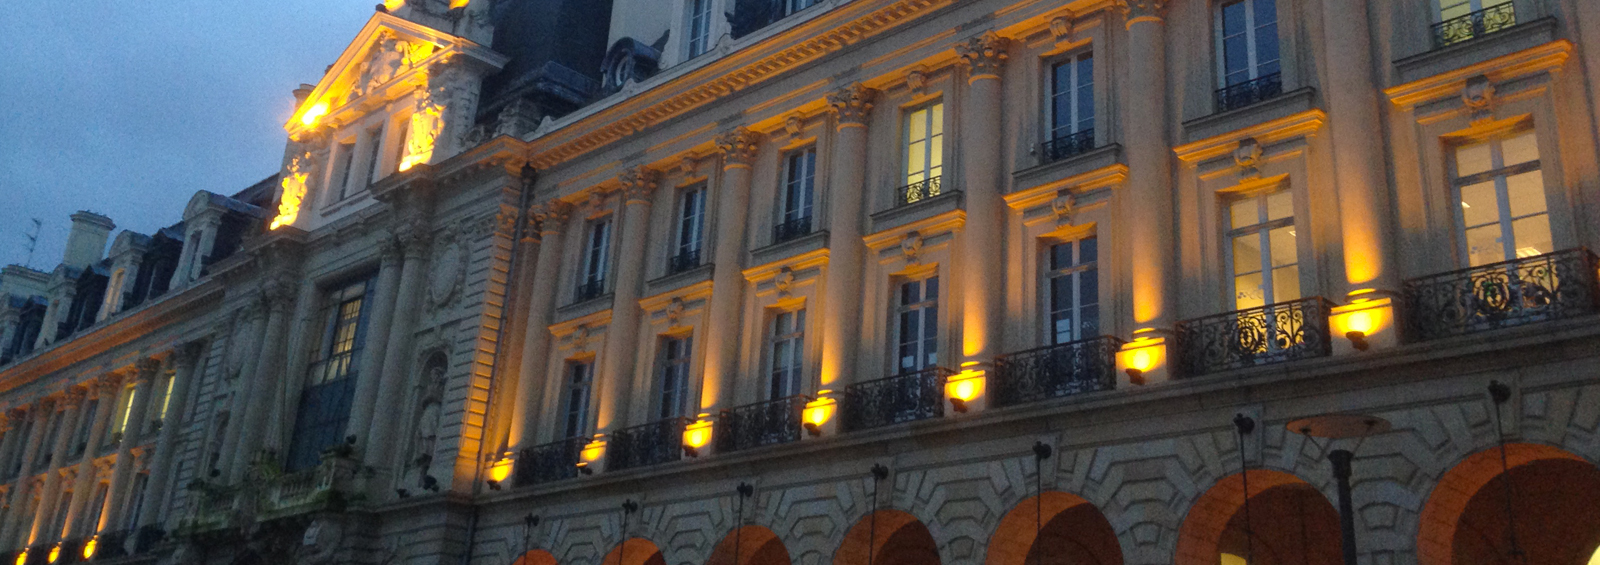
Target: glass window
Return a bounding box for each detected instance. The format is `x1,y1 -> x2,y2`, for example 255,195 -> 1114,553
111,384 -> 137,439
364,124 -> 387,187
1050,53 -> 1094,141
72,399 -> 97,455
333,142 -> 356,201
561,361 -> 592,439
782,148 -> 816,225
895,276 -> 940,374
1451,130 -> 1549,267
1228,190 -> 1299,310
675,186 -> 706,266
657,336 -> 694,419
904,102 -> 945,191
767,309 -> 805,399
286,275 -> 375,471
778,0 -> 818,17
1439,0 -> 1512,21
1046,237 -> 1100,344
101,269 -> 126,318
1217,0 -> 1279,87
687,0 -> 714,58
584,219 -> 612,288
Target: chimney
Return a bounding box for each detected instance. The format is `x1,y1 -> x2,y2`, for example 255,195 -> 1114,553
293,83 -> 315,106
62,211 -> 115,269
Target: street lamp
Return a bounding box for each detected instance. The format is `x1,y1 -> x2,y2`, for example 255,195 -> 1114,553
1286,413 -> 1391,565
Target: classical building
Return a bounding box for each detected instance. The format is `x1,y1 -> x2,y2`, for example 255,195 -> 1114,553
3,0 -> 1600,563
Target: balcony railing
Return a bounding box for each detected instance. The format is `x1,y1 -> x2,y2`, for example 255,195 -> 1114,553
773,216 -> 813,244
1042,129 -> 1095,163
1432,3 -> 1517,48
608,417 -> 689,471
1402,249 -> 1600,342
992,336 -> 1123,408
1174,297 -> 1333,377
717,395 -> 806,453
667,249 -> 702,275
1215,72 -> 1283,113
895,176 -> 944,207
574,278 -> 607,303
841,367 -> 953,432
515,436 -> 586,486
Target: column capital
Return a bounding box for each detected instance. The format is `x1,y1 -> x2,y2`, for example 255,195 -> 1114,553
496,204 -> 522,241
173,341 -> 206,367
531,201 -> 575,237
618,166 -> 660,204
133,357 -> 163,384
1117,0 -> 1168,25
95,374 -> 124,397
957,31 -> 1010,82
260,277 -> 299,313
64,386 -> 88,405
826,84 -> 877,129
715,127 -> 763,170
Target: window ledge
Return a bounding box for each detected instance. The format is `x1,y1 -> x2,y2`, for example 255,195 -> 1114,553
870,190 -> 964,236
1012,143 -> 1123,195
1181,87 -> 1317,146
555,292 -> 615,323
750,230 -> 829,269
646,263 -> 714,298
1393,17 -> 1557,85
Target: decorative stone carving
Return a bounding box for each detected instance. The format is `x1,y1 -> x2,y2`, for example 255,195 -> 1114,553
715,127 -> 762,169
1049,14 -> 1075,43
784,114 -> 804,137
827,84 -> 877,128
904,65 -> 928,94
495,97 -> 542,139
665,297 -> 686,327
134,357 -> 163,383
571,324 -> 594,352
1463,75 -> 1496,124
494,205 -> 520,239
618,166 -> 659,203
532,201 -> 574,236
678,155 -> 698,176
403,352 -> 448,488
1233,137 -> 1264,179
775,266 -> 796,298
297,517 -> 345,565
271,150 -> 320,230
901,231 -> 924,265
426,236 -> 468,311
958,31 -> 1010,80
1118,0 -> 1169,21
1052,191 -> 1078,225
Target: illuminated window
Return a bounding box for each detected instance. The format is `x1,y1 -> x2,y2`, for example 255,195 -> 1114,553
1451,129 -> 1549,267
903,101 -> 944,193
1587,544 -> 1600,565
1050,52 -> 1094,142
1046,237 -> 1099,344
71,399 -> 97,456
687,0 -> 714,58
156,373 -> 175,424
1439,0 -> 1511,21
560,361 -> 593,439
1228,190 -> 1299,310
780,148 -> 816,230
656,336 -> 694,419
286,276 -> 374,471
895,276 -> 940,374
364,123 -> 387,186
1221,554 -> 1248,565
1216,0 -> 1279,88
111,384 -> 137,440
767,309 -> 806,399
672,185 -> 706,272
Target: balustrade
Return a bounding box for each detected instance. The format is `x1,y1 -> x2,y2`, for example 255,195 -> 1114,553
1402,249 -> 1600,342
841,367 -> 952,431
993,336 -> 1122,407
1174,297 -> 1332,377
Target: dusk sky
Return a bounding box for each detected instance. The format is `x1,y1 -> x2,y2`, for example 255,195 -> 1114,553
0,2 -> 378,271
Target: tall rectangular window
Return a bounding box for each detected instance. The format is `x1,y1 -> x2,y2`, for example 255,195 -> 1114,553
561,361 -> 593,439
334,142 -> 357,200
1217,0 -> 1279,88
781,148 -> 816,231
657,336 -> 693,419
1228,191 -> 1299,310
779,0 -> 818,17
286,276 -> 375,471
687,0 -> 714,58
904,102 -> 945,191
1047,237 -> 1099,344
1050,53 -> 1095,142
364,124 -> 386,186
672,186 -> 706,273
111,384 -> 136,440
1452,129 -> 1549,267
767,309 -> 805,399
578,219 -> 612,301
895,276 -> 939,374
72,399 -> 97,456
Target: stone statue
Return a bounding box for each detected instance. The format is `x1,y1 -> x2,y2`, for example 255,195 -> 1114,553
404,354 -> 447,487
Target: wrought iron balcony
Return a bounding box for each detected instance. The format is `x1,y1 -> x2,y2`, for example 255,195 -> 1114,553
841,366 -> 953,432
992,336 -> 1123,408
574,278 -> 607,303
894,176 -> 944,207
717,395 -> 806,453
667,249 -> 702,275
772,216 -> 813,244
1041,129 -> 1095,163
1402,249 -> 1600,343
1174,297 -> 1333,377
1215,72 -> 1283,113
608,417 -> 689,471
1432,3 -> 1516,48
515,436 -> 586,486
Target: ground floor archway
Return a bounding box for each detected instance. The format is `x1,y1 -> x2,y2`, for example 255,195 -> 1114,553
601,538 -> 665,565
1418,443 -> 1600,565
706,525 -> 790,565
512,549 -> 558,565
1175,470 -> 1341,565
835,509 -> 939,565
985,491 -> 1122,565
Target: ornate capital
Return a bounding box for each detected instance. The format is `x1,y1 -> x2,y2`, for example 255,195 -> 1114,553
134,357 -> 163,383
64,386 -> 88,405
826,84 -> 877,129
715,127 -> 762,169
1118,0 -> 1168,24
531,201 -> 574,237
173,341 -> 206,368
494,204 -> 520,240
958,31 -> 1010,81
96,374 -> 124,397
260,277 -> 299,312
618,166 -> 659,204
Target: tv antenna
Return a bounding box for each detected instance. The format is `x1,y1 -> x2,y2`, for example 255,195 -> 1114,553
22,218 -> 41,268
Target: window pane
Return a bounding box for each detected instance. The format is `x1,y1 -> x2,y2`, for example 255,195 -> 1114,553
1222,2 -> 1247,36
930,103 -> 944,136
925,276 -> 939,297
1505,171 -> 1547,217
1051,276 -> 1073,314
1080,269 -> 1098,307
1465,224 -> 1504,266
1235,272 -> 1265,309
900,281 -> 918,305
1268,226 -> 1297,267
1224,35 -> 1250,79
908,109 -> 927,141
907,141 -> 926,177
1455,142 -> 1492,177
1512,215 -> 1552,258
1266,191 -> 1293,221
1079,237 -> 1098,263
1271,265 -> 1300,302
1255,25 -> 1280,69
1459,181 -> 1499,227
1502,131 -> 1540,167
1233,235 -> 1263,275
1230,199 -> 1257,229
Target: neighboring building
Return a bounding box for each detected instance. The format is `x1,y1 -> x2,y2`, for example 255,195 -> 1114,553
2,0 -> 1600,564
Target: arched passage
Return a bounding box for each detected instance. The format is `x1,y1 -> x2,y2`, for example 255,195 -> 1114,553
512,549 -> 558,565
1175,470 -> 1341,565
706,525 -> 791,565
985,491 -> 1122,565
1418,443 -> 1600,565
601,538 -> 665,565
835,509 -> 940,565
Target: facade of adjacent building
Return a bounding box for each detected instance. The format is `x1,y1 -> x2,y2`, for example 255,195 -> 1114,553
2,0 -> 1600,564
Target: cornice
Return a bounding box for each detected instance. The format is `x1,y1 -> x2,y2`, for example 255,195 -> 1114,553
1004,163 -> 1129,211
1384,39 -> 1572,110
1173,109 -> 1327,165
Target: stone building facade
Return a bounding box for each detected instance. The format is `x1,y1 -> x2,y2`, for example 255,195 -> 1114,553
2,0 -> 1600,564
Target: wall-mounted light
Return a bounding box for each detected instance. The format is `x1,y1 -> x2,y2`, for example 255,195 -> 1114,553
47,543 -> 60,564
578,435 -> 606,474
81,537 -> 97,560
1332,290 -> 1393,354
946,363 -> 986,413
299,102 -> 329,128
683,416 -> 714,458
14,549 -> 25,565
803,393 -> 837,436
486,455 -> 514,490
1117,330 -> 1167,386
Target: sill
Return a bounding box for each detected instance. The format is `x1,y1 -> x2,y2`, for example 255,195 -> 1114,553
750,230 -> 829,269
319,190 -> 374,218
1181,87 -> 1317,145
1012,143 -> 1123,194
870,190 -> 963,236
646,263 -> 713,297
555,292 -> 614,322
1393,17 -> 1557,85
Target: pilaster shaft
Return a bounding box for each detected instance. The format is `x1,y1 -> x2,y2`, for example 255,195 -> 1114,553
957,32 -> 1009,366
597,167 -> 657,431
29,389 -> 86,544
702,128 -> 760,411
63,376 -> 121,538
101,358 -> 160,534
346,243 -> 405,445
230,283 -> 294,480
217,306 -> 266,479
1122,9 -> 1175,329
818,84 -> 876,390
138,342 -> 204,530
1321,0 -> 1396,293
367,233 -> 431,474
512,202 -> 572,448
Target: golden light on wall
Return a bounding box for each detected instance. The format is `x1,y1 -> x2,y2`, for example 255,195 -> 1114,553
270,172 -> 308,230
46,544 -> 60,564
576,435 -> 606,475
1117,330 -> 1168,386
1331,289 -> 1395,354
383,0 -> 406,10
803,392 -> 837,436
945,362 -> 986,413
14,549 -> 25,565
81,537 -> 97,560
682,415 -> 714,457
399,107 -> 443,172
299,101 -> 329,127
449,0 -> 470,8
487,455 -> 514,483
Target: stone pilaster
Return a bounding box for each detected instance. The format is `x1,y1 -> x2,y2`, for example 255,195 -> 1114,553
368,229 -> 433,477
512,201 -> 573,448
818,84 -> 876,392
1,400 -> 51,548
596,167 -> 657,432
1120,1 -> 1175,331
101,358 -> 160,534
956,31 -> 1010,369
30,387 -> 86,544
63,375 -> 121,537
217,303 -> 265,479
346,236 -> 406,448
702,128 -> 761,412
1321,0 -> 1397,294
231,277 -> 296,481
137,341 -> 204,530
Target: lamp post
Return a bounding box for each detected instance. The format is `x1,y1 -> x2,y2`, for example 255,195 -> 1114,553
1286,414 -> 1391,565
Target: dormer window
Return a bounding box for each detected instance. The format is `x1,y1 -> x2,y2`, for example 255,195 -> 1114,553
687,0 -> 715,58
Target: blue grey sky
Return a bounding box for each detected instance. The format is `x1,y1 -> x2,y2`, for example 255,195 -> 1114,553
0,2 -> 377,270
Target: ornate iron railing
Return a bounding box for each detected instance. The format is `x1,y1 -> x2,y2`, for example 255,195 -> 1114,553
1432,3 -> 1517,48
841,367 -> 953,432
894,176 -> 944,207
1402,249 -> 1600,342
515,436 -> 585,486
607,417 -> 689,471
574,278 -> 607,303
1174,297 -> 1333,377
667,249 -> 702,275
717,395 -> 806,453
992,336 -> 1124,407
1215,72 -> 1283,113
772,216 -> 813,244
1041,129 -> 1095,163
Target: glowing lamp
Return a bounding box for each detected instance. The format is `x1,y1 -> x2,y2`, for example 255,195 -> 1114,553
802,393 -> 837,436
486,456 -> 514,489
1117,331 -> 1167,386
15,549 -> 25,565
1332,294 -> 1393,354
945,366 -> 986,414
82,537 -> 97,560
383,0 -> 406,11
47,544 -> 59,564
299,102 -> 329,127
682,416 -> 714,458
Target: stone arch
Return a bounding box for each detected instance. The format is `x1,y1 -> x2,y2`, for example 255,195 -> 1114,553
835,509 -> 940,565
601,538 -> 665,565
1174,469 -> 1342,565
513,549 -> 559,565
984,491 -> 1122,565
1416,443 -> 1600,565
706,525 -> 790,565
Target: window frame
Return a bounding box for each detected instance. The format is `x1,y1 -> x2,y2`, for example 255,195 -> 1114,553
1224,189 -> 1300,310
1043,236 -> 1100,345
560,360 -> 594,440
1213,0 -> 1281,88
363,123 -> 387,187
893,275 -> 941,375
656,335 -> 694,420
765,308 -> 806,400
781,147 -> 817,225
1448,128 -> 1549,267
1048,51 -> 1095,143
675,185 -> 707,264
902,100 -> 945,188
686,0 -> 715,58
582,217 -> 613,290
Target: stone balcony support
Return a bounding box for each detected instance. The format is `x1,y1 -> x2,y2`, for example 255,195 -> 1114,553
28,387 -> 86,544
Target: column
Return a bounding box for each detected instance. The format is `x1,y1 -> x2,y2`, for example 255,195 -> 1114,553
63,376 -> 120,538
0,312 -> 19,359
366,231 -> 430,472
1321,0 -> 1397,293
817,84 -> 876,390
1122,1 -> 1176,329
1,401 -> 50,548
701,128 -> 761,411
101,358 -> 160,534
345,240 -> 404,446
29,388 -> 86,544
0,411 -> 24,547
136,342 -> 203,530
595,167 -> 657,432
229,279 -> 294,481
266,281 -> 316,453
510,202 -> 573,449
216,305 -> 266,479
956,31 -> 1010,367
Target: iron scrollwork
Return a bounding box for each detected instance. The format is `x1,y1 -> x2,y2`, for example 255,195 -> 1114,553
717,395 -> 806,453
1402,249 -> 1600,342
1215,72 -> 1283,113
841,367 -> 953,432
1432,3 -> 1517,48
1174,297 -> 1333,378
1041,129 -> 1095,163
607,417 -> 689,471
992,336 -> 1123,407
895,176 -> 944,207
514,436 -> 586,486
